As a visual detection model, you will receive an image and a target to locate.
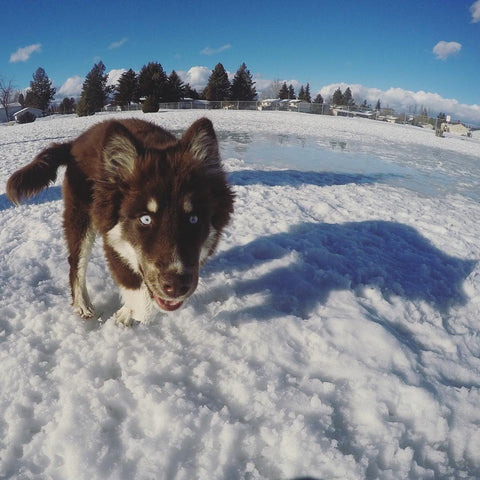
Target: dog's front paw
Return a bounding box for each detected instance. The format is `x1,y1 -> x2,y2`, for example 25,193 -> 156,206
73,302 -> 95,319
114,306 -> 134,327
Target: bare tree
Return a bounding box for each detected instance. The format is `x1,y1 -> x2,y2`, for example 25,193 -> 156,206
0,77 -> 15,121
261,78 -> 283,99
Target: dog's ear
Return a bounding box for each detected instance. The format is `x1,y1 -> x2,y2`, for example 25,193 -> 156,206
103,121 -> 140,181
182,118 -> 221,172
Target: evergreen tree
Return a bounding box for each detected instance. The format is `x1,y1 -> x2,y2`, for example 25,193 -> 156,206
332,88 -> 343,105
278,82 -> 289,100
77,61 -> 110,116
230,62 -> 257,101
360,99 -> 370,109
114,69 -> 138,106
138,62 -> 168,102
343,87 -> 355,106
298,85 -> 305,101
165,70 -> 185,102
304,83 -> 311,103
184,83 -> 200,100
18,93 -> 25,107
59,97 -> 76,114
313,93 -> 324,104
375,99 -> 381,111
203,63 -> 230,101
142,95 -> 159,113
288,84 -> 296,99
25,67 -> 56,112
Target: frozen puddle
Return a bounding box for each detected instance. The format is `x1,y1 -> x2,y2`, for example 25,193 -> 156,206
219,131 -> 480,201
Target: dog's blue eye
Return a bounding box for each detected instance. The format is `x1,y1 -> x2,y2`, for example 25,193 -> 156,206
139,214 -> 152,225
189,215 -> 198,225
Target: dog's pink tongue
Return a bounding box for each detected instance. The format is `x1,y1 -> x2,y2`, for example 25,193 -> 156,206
154,295 -> 183,311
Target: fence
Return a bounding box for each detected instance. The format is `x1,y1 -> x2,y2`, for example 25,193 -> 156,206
101,101 -> 476,131
103,101 -> 413,122
104,100 -> 333,115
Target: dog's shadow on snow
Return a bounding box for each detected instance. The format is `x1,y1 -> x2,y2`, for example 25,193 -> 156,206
204,219 -> 476,321
0,186 -> 62,211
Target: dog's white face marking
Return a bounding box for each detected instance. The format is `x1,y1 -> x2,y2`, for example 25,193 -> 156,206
183,195 -> 193,214
147,198 -> 158,213
106,224 -> 140,273
168,253 -> 186,275
200,225 -> 218,265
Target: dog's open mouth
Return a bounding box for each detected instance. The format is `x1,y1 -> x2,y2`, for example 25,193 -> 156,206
153,295 -> 184,312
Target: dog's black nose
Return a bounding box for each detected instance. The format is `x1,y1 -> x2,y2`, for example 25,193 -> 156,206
162,273 -> 193,298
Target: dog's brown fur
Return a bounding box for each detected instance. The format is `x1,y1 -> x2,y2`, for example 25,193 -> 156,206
7,117 -> 234,325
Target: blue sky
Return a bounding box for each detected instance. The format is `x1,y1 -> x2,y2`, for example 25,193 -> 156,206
2,0 -> 480,122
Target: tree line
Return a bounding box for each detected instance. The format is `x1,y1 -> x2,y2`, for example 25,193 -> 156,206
1,61 -> 258,118
330,86 -> 381,111
276,81 -> 325,104
2,64 -> 392,119
0,67 -> 56,120
77,61 -> 258,116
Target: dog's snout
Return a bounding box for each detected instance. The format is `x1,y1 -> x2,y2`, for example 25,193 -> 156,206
162,272 -> 194,298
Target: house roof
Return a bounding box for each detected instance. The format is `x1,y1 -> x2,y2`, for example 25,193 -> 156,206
13,107 -> 43,118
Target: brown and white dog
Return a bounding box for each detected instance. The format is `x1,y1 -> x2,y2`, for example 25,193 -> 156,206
7,117 -> 234,325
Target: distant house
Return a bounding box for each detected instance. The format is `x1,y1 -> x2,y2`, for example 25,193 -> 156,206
278,99 -> 309,112
385,115 -> 398,124
0,102 -> 22,122
258,99 -> 280,110
13,107 -> 43,122
332,107 -> 374,119
258,99 -> 319,113
442,122 -> 471,136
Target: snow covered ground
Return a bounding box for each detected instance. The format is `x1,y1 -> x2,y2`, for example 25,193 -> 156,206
1,110 -> 480,479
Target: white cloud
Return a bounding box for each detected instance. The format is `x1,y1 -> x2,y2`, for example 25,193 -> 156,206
285,79 -> 301,91
107,68 -> 127,87
254,76 -> 302,98
317,83 -> 480,124
177,65 -> 235,92
471,0 -> 480,22
108,38 -> 128,50
251,74 -> 273,93
178,66 -> 211,91
433,41 -> 462,60
9,44 -> 42,63
57,69 -> 125,98
57,76 -> 84,97
201,44 -> 231,55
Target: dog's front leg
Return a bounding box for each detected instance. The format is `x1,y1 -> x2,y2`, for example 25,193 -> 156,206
115,285 -> 155,326
102,243 -> 151,326
68,229 -> 96,319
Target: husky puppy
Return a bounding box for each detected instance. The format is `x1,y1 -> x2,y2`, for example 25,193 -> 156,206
7,117 -> 234,325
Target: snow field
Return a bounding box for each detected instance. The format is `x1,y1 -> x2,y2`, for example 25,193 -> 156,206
1,110 -> 480,479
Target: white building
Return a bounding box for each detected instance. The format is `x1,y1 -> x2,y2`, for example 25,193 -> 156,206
13,107 -> 44,122
0,102 -> 22,122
